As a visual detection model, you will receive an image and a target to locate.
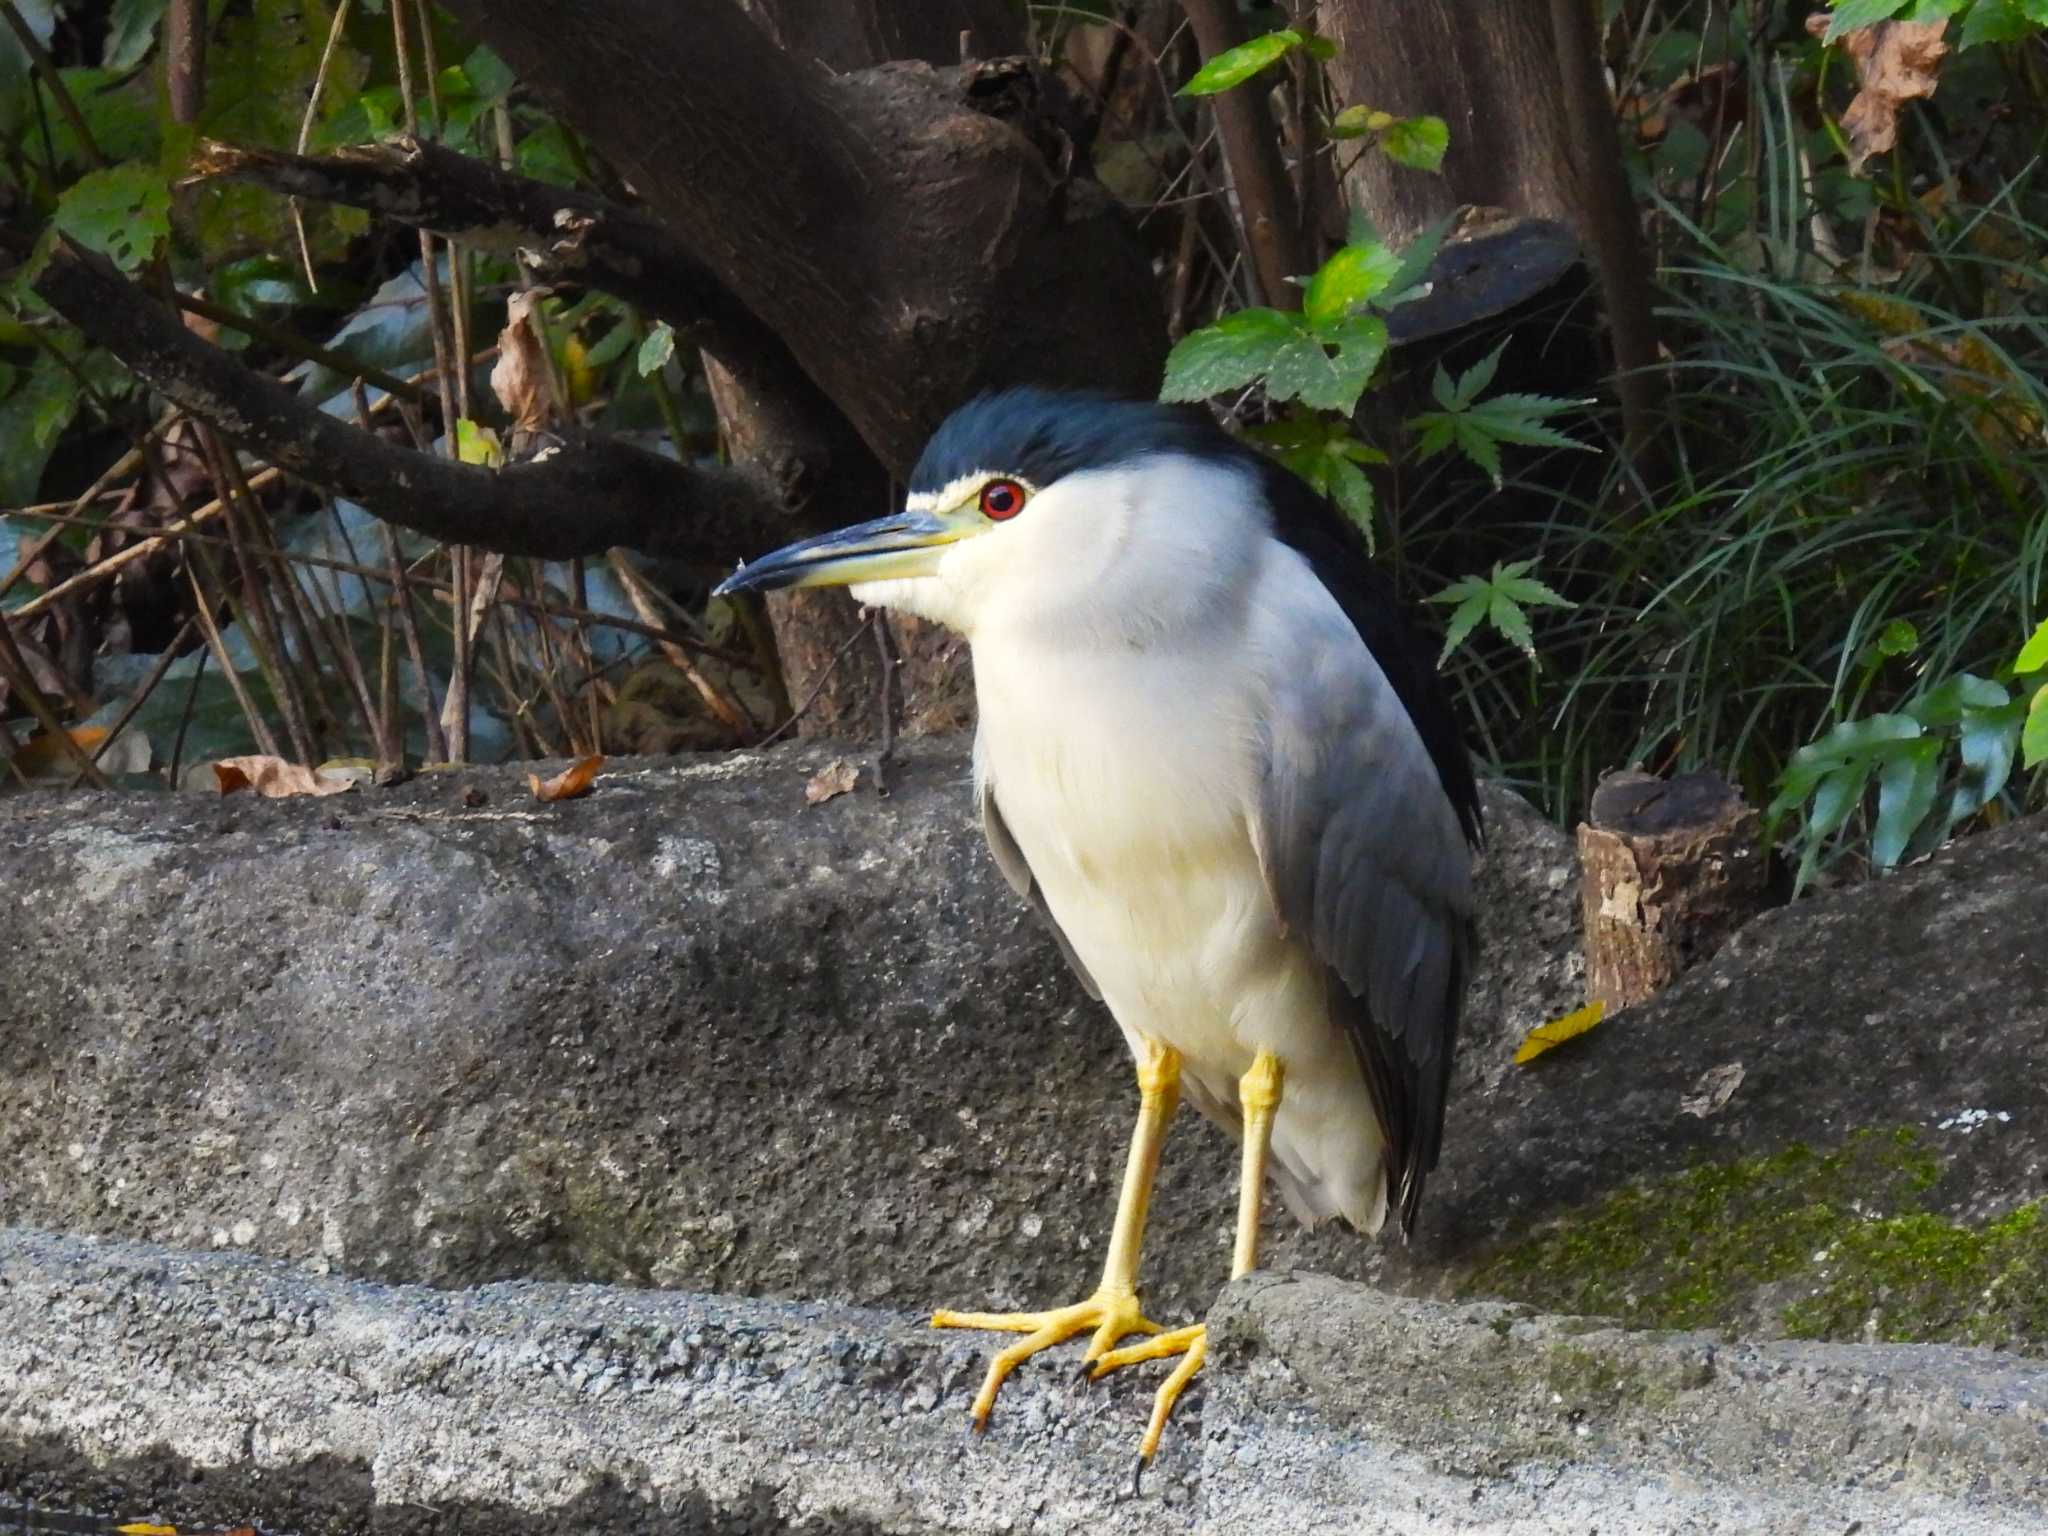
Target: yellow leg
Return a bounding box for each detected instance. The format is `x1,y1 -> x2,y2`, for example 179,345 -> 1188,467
1096,1049 -> 1284,1459
932,1038 -> 1182,1430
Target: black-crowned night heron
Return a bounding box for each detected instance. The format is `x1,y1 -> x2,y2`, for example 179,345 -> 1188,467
715,388 -> 1481,1459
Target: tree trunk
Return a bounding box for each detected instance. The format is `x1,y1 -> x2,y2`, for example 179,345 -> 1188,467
1577,770 -> 1769,1012
1315,0 -> 1662,461
444,0 -> 1166,740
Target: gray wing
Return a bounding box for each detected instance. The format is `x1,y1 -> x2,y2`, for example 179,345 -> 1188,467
1249,636 -> 1476,1236
977,749 -> 1102,1002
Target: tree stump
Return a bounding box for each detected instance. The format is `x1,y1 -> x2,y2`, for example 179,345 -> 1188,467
1577,770 -> 1769,1011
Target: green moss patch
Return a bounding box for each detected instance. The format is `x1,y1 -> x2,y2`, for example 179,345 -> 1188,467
1458,1129 -> 2048,1354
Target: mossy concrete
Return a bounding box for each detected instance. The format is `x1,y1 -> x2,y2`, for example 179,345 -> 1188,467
1461,1127 -> 2048,1354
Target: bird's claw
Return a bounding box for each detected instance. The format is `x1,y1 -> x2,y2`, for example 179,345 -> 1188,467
932,1288 -> 1171,1432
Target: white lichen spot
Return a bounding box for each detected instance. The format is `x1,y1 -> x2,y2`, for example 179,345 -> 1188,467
230,1218 -> 257,1245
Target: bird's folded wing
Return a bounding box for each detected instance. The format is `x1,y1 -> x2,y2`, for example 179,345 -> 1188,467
1247,634 -> 1476,1234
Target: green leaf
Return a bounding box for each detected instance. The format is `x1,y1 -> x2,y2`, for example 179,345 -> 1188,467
1327,104 -> 1391,140
464,44 -> 516,101
0,355 -> 84,506
1823,0 -> 1912,44
1436,592 -> 1488,664
1380,114 -> 1449,172
1300,32 -> 1337,61
1876,617 -> 1919,657
1488,590 -> 1536,657
1950,697 -> 2023,828
50,164 -> 170,272
1302,241 -> 1401,324
1959,0 -> 2033,45
636,321 -> 677,377
2015,618 -> 2048,675
1263,313 -> 1387,415
1382,212 -> 1456,306
1179,30 -> 1302,96
1325,455 -> 1375,546
2025,683 -> 2048,770
1452,342 -> 1504,407
1872,736 -> 1942,869
104,0 -> 169,73
1160,307 -> 1298,402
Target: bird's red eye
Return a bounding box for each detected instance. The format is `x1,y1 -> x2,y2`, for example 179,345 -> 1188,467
979,479 -> 1026,521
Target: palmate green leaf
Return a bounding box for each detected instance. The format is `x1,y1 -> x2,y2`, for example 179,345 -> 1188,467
1160,307 -> 1297,402
1380,115 -> 1449,172
1382,212 -> 1455,306
1436,592 -> 1489,664
1768,714 -> 1924,818
1302,241 -> 1401,324
1488,590 -> 1536,657
1179,30 -> 1303,96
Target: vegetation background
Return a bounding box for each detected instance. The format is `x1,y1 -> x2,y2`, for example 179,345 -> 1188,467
2,0 -> 2045,893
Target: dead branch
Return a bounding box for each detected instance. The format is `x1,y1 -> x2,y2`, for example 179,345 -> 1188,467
192,137 -> 771,360
32,240 -> 794,567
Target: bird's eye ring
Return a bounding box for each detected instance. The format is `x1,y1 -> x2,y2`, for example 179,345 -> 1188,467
979,478 -> 1026,522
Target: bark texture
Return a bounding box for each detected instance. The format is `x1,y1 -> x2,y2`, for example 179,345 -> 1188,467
1577,769 -> 1770,1011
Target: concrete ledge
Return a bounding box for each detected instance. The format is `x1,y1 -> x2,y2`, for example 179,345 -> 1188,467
4,1229 -> 2043,1534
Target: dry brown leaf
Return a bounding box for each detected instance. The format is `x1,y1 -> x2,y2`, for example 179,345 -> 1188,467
1680,1061 -> 1746,1119
490,289 -> 556,432
1808,14 -> 1949,175
212,755 -> 358,798
529,754 -> 605,803
804,758 -> 860,805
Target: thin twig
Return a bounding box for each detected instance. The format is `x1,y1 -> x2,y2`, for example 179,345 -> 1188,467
606,551 -> 753,739
0,0 -> 107,167
754,618 -> 875,750
0,615 -> 113,789
870,607 -> 897,796
291,0 -> 355,292
69,615 -> 199,787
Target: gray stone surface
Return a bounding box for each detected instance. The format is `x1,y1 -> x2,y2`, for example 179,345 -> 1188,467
0,738 -> 1580,1320
3,1228 -> 2042,1534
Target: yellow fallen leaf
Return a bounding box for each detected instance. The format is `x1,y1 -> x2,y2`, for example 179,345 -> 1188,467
529,754 -> 605,803
1513,1001 -> 1606,1066
117,1524 -> 178,1535
213,755 -> 358,798
804,757 -> 859,805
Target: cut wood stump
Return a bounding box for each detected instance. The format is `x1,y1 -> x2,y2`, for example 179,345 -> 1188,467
1577,770 -> 1769,1011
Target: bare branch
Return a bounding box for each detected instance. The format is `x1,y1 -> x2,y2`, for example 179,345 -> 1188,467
32,240 -> 792,566
192,137 -> 770,359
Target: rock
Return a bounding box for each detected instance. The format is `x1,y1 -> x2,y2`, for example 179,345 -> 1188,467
2,736 -> 2042,1351
2,1229 -> 2041,1535
0,738 -> 1577,1320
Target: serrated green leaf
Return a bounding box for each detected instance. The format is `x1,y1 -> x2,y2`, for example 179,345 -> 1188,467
1179,30 -> 1302,96
1159,308 -> 1298,402
2015,618 -> 2048,675
1823,0 -> 1912,44
1461,401 -> 1596,451
1488,590 -> 1535,657
1437,592 -> 1488,664
637,321 -> 677,377
2025,684 -> 2048,770
1427,576 -> 1490,606
1960,0 -> 2033,45
50,164 -> 170,271
1451,418 -> 1503,485
1380,114 -> 1449,172
1877,618 -> 1919,657
1303,242 -> 1402,324
1494,574 -> 1574,609
1383,212 -> 1455,306
1872,736 -> 1942,869
1326,455 -> 1375,547
1263,314 -> 1386,416
1453,342 -> 1505,407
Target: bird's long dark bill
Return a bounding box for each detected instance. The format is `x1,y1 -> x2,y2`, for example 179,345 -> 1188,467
712,510 -> 960,597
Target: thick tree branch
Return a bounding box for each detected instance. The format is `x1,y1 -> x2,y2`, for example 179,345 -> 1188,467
1180,0 -> 1312,307
193,137 -> 767,358
33,241 -> 788,565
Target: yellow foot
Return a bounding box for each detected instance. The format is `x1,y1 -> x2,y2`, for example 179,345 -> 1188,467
932,1289 -> 1168,1429
1094,1322 -> 1206,1461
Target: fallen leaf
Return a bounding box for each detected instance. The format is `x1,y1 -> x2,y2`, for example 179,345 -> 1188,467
1680,1061 -> 1746,1119
804,758 -> 860,805
1512,1000 -> 1606,1066
529,754 -> 604,803
116,1524 -> 178,1535
1808,14 -> 1949,175
212,755 -> 358,798
490,288 -> 556,432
